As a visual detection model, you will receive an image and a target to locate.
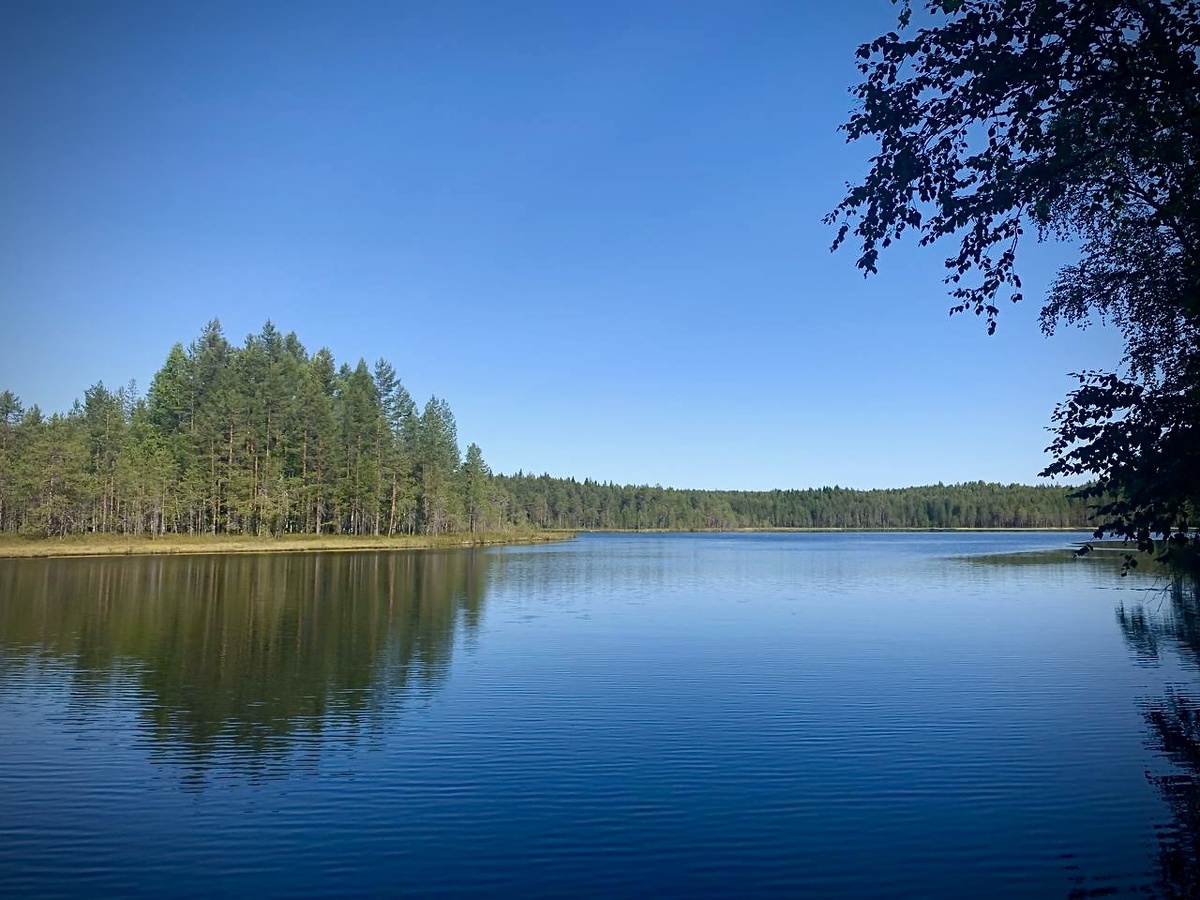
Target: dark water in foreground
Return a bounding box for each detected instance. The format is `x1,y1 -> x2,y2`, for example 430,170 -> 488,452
1,532 -> 1198,898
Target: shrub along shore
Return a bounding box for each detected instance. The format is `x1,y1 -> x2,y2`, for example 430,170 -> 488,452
0,530 -> 573,560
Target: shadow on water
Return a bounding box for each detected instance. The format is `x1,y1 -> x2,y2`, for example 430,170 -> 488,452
1114,577 -> 1200,900
962,545 -> 1200,898
0,550 -> 490,783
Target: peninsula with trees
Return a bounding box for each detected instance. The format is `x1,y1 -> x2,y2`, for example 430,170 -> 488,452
0,319 -> 1094,555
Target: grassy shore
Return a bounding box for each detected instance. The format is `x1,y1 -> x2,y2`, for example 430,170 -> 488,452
0,530 -> 574,560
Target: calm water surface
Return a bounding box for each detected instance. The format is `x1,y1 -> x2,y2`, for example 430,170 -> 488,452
1,532 -> 1197,897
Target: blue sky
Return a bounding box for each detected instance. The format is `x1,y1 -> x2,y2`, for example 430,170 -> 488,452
0,1 -> 1122,490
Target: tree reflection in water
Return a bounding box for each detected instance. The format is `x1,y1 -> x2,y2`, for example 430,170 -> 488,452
1115,579 -> 1200,899
0,550 -> 490,783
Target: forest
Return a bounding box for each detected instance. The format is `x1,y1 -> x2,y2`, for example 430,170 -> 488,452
0,320 -> 1096,538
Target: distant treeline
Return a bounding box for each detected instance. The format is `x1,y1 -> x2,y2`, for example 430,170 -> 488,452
497,475 -> 1093,531
0,320 -> 1096,537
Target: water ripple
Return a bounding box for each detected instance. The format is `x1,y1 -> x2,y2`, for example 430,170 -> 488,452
0,534 -> 1190,897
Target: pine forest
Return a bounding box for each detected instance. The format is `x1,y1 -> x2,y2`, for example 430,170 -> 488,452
0,320 -> 1097,538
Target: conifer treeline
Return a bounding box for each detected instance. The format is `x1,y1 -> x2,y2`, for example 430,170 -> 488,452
0,320 -> 498,537
0,320 -> 1096,537
497,475 -> 1092,531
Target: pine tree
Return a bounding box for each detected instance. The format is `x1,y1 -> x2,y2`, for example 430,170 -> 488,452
459,443 -> 493,533
416,397 -> 461,534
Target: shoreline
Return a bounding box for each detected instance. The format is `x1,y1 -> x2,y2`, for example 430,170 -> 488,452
0,531 -> 574,560
568,526 -> 1093,534
0,527 -> 1101,560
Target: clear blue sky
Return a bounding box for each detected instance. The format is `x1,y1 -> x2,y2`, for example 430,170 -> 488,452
0,0 -> 1122,491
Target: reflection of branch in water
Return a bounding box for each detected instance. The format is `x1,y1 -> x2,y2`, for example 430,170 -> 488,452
1142,690 -> 1200,900
0,550 -> 493,783
1115,576 -> 1200,899
1116,603 -> 1161,664
1116,579 -> 1200,669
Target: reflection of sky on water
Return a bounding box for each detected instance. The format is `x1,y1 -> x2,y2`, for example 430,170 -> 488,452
0,534 -> 1197,897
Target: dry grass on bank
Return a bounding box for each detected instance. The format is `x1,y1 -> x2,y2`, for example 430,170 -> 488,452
0,531 -> 574,560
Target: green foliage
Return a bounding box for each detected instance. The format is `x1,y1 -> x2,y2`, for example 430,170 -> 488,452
0,320 -> 1096,539
460,443 -> 495,533
373,358 -> 419,537
495,474 -> 1091,531
416,397 -> 461,535
0,321 -> 473,538
830,0 -> 1200,568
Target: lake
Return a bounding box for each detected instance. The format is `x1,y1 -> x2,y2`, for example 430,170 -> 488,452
1,532 -> 1197,898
